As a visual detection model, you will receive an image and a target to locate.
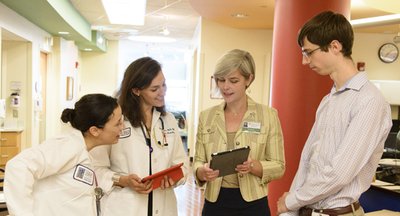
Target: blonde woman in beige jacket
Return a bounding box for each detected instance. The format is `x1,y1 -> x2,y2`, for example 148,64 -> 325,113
193,49 -> 285,216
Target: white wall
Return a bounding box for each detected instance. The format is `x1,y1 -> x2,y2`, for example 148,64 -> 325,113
46,37 -> 81,136
197,19 -> 273,111
78,40 -> 120,97
353,33 -> 400,119
0,2 -> 52,148
0,2 -> 84,148
353,33 -> 400,80
1,41 -> 29,149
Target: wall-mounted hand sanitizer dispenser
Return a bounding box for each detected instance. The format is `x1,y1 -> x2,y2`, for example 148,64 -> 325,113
10,92 -> 20,108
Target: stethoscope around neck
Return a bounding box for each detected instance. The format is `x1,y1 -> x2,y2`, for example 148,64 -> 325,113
157,117 -> 168,147
140,117 -> 168,151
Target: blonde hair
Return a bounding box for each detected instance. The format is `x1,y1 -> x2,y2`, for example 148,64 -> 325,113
213,49 -> 255,86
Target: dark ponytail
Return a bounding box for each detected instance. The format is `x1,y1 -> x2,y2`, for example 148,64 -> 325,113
60,94 -> 118,134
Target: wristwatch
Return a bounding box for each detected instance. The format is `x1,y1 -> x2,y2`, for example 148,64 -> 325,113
112,173 -> 121,184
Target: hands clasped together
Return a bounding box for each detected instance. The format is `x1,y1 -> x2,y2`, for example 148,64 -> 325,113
117,174 -> 177,194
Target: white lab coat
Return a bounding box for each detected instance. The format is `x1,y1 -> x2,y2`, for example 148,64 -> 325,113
90,110 -> 190,216
4,129 -> 97,216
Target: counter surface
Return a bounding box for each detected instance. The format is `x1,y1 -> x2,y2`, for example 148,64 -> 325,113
0,128 -> 24,132
372,180 -> 400,194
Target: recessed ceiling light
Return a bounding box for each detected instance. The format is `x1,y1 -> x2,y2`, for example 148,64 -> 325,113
84,48 -> 93,51
58,31 -> 70,35
231,13 -> 248,18
101,0 -> 147,25
92,25 -> 139,33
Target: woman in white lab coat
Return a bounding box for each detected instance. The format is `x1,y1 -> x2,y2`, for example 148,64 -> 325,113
4,93 -> 124,216
90,57 -> 190,216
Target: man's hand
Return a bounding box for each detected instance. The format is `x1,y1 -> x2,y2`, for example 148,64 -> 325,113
277,192 -> 289,214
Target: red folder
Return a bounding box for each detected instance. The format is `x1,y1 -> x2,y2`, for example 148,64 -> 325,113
141,163 -> 184,190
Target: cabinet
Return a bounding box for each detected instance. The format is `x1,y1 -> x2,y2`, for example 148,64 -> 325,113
0,132 -> 21,167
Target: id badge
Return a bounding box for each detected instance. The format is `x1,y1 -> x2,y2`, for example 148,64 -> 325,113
73,164 -> 95,185
242,121 -> 261,133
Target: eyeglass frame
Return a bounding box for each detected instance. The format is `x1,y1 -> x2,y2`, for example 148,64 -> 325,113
301,47 -> 321,58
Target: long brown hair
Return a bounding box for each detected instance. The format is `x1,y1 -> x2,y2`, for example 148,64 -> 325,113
116,57 -> 166,128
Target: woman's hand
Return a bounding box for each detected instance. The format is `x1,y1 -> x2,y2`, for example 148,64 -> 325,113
121,174 -> 153,194
196,163 -> 219,182
235,158 -> 262,177
236,158 -> 254,174
160,175 -> 175,189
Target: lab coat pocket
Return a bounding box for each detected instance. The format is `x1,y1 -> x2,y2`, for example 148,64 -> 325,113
103,188 -> 147,215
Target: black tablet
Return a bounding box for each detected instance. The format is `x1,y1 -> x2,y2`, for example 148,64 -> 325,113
209,146 -> 250,177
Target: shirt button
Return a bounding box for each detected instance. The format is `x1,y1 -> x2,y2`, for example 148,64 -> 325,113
239,174 -> 243,178
236,141 -> 240,146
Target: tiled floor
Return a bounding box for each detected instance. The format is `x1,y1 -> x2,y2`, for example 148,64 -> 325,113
174,172 -> 204,216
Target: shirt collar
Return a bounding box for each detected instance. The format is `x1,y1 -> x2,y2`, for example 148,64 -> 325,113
331,72 -> 368,94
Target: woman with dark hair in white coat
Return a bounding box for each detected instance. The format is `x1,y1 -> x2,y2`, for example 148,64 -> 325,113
90,57 -> 190,216
4,93 -> 124,216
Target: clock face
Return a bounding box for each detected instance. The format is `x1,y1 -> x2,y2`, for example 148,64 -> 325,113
378,43 -> 399,63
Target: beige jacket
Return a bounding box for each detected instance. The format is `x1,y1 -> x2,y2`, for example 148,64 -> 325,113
193,97 -> 285,202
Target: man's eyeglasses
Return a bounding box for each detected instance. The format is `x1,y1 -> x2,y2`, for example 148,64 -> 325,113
301,47 -> 321,58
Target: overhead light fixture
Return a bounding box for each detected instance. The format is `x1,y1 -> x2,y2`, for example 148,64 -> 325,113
97,37 -> 104,44
231,13 -> 248,18
92,25 -> 139,34
160,27 -> 170,36
128,35 -> 176,43
101,0 -> 147,25
350,0 -> 366,7
58,31 -> 70,35
350,14 -> 400,28
84,48 -> 93,51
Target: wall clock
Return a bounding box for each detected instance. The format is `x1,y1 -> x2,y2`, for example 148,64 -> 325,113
378,43 -> 399,63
